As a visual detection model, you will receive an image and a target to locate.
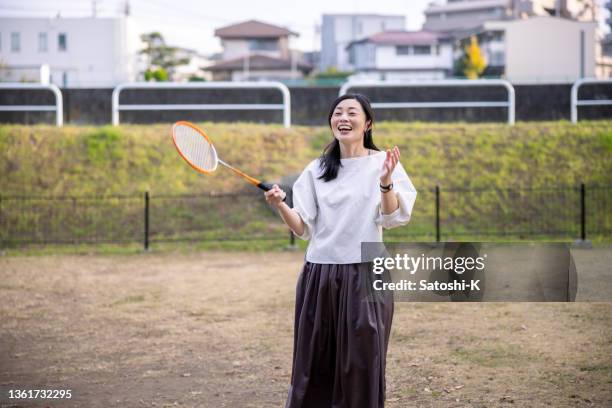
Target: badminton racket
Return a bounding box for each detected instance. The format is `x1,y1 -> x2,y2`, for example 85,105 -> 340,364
171,121 -> 280,194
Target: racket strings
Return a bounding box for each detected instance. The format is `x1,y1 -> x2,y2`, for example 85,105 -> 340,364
175,125 -> 217,171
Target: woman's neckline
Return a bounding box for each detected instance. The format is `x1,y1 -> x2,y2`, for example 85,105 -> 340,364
340,150 -> 383,163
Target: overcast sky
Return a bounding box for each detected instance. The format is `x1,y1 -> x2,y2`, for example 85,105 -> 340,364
1,0 -> 609,55
0,0 -> 431,54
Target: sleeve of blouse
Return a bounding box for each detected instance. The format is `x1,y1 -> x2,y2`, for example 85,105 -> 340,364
291,165 -> 318,240
375,162 -> 417,229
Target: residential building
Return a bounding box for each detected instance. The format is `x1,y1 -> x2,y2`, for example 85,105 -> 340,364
423,1 -> 601,80
465,16 -> 598,81
424,0 -> 512,32
204,20 -> 312,81
320,14 -> 406,72
346,30 -> 454,80
0,16 -> 141,87
424,0 -> 599,33
596,0 -> 611,78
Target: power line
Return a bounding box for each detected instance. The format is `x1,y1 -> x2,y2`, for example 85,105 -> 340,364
132,0 -> 230,24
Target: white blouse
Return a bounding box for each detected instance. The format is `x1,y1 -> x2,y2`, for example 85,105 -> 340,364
291,150 -> 417,264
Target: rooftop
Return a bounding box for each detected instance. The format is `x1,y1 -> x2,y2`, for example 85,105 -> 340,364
348,30 -> 451,47
425,0 -> 509,15
214,20 -> 297,39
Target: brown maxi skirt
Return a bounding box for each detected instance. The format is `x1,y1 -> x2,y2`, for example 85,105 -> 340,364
285,262 -> 394,408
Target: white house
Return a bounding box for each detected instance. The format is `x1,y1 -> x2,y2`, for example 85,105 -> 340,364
346,30 -> 454,81
0,16 -> 141,87
320,14 -> 406,72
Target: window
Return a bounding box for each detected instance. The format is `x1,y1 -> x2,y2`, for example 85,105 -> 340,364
413,45 -> 431,55
58,33 -> 67,51
11,32 -> 20,52
348,47 -> 355,65
39,32 -> 48,52
248,39 -> 277,51
396,45 -> 410,55
491,31 -> 504,42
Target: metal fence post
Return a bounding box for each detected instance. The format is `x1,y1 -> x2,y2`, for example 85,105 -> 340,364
435,186 -> 441,242
580,183 -> 586,241
144,191 -> 150,251
0,83 -> 63,126
112,82 -> 291,128
571,78 -> 612,123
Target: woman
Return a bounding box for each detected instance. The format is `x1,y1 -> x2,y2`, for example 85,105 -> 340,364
265,94 -> 417,408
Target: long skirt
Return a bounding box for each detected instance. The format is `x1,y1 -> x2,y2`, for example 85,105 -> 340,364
285,262 -> 394,408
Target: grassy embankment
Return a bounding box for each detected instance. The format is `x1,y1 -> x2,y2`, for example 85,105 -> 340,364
0,121 -> 610,253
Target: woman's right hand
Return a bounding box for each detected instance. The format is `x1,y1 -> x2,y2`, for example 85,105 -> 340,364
264,184 -> 286,208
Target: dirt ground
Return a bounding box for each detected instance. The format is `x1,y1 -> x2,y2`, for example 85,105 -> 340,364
0,249 -> 610,408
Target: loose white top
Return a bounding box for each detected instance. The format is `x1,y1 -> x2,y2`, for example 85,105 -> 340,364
292,151 -> 417,264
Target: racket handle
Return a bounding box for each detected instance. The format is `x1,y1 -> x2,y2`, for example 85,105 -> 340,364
257,182 -> 274,191
258,182 -> 287,202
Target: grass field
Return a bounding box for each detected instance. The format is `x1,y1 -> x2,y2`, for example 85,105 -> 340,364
1,250 -> 611,407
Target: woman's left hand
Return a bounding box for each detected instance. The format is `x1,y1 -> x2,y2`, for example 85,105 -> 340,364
380,146 -> 400,185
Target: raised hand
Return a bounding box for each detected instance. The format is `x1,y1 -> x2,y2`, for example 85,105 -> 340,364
380,146 -> 400,185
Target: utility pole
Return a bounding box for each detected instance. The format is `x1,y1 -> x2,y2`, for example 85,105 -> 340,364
291,49 -> 297,79
242,54 -> 250,81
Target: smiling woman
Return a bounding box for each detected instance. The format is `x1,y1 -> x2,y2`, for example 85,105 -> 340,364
264,94 -> 418,408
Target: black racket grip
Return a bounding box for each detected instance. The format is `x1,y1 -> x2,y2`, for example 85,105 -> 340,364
258,182 -> 287,202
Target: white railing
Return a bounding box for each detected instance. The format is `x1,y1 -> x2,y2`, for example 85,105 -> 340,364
112,82 -> 291,128
339,79 -> 516,125
571,78 -> 612,124
0,83 -> 63,126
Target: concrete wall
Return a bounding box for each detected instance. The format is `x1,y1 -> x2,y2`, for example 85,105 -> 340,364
486,17 -> 597,82
0,83 -> 611,126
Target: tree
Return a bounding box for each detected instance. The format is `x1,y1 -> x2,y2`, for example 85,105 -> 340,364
139,32 -> 189,81
460,35 -> 487,79
144,68 -> 169,82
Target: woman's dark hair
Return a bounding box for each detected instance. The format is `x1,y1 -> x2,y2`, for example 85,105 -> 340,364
318,93 -> 379,182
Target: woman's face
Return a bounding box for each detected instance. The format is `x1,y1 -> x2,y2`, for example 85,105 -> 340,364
330,98 -> 371,144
